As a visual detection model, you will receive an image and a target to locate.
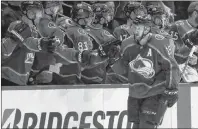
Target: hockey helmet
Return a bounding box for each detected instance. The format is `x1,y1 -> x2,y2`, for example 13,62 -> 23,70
71,2 -> 94,21
124,2 -> 147,19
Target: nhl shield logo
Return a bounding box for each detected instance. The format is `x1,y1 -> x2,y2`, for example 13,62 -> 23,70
129,54 -> 155,79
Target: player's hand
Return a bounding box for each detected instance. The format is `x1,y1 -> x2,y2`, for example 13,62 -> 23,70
79,50 -> 92,64
98,40 -> 122,57
108,45 -> 121,58
189,54 -> 197,65
162,88 -> 178,108
39,36 -> 60,52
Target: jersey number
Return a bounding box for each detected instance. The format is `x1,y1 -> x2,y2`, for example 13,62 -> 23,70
120,34 -> 128,41
78,42 -> 88,51
170,31 -> 178,40
25,53 -> 34,64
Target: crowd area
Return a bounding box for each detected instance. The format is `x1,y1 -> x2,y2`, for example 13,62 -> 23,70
1,1 -> 198,86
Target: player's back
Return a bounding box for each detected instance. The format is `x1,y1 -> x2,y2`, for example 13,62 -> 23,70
66,25 -> 93,51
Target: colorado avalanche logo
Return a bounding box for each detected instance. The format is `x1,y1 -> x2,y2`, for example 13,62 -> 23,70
78,28 -> 87,35
129,54 -> 155,79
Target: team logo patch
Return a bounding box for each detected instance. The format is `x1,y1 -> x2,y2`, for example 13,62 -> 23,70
121,25 -> 129,30
65,19 -> 73,26
129,54 -> 155,79
155,34 -> 164,40
78,28 -> 86,35
48,22 -> 56,28
103,30 -> 113,37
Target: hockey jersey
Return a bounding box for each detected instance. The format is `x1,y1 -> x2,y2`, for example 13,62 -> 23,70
169,20 -> 196,64
151,27 -> 172,39
80,25 -> 116,84
2,20 -> 42,85
47,20 -> 94,84
113,24 -> 135,41
32,17 -> 84,84
31,17 -> 65,84
112,34 -> 180,98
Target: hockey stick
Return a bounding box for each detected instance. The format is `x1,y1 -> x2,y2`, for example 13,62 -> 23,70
180,45 -> 197,77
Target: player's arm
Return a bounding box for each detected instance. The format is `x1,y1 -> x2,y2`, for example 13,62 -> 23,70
159,39 -> 181,107
161,39 -> 181,90
7,21 -> 57,52
1,38 -> 18,61
111,45 -> 131,79
52,44 -> 79,64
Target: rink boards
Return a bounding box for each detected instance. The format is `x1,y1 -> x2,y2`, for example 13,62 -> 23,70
2,83 -> 198,128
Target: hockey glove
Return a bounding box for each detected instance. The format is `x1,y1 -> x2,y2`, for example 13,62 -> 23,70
79,50 -> 92,64
162,88 -> 178,108
189,54 -> 198,65
39,36 -> 60,52
183,29 -> 198,48
98,39 -> 121,57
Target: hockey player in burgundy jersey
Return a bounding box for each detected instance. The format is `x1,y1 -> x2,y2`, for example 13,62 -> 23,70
79,3 -> 120,84
111,16 -> 180,128
168,2 -> 198,65
168,2 -> 198,82
40,2 -> 111,84
1,2 -> 59,86
30,2 -> 101,85
48,2 -> 94,84
113,2 -> 147,41
42,1 -> 63,22
144,1 -> 173,39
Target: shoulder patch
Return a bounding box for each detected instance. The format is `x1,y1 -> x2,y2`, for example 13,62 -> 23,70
48,22 -> 56,28
77,28 -> 86,35
65,18 -> 73,26
121,25 -> 129,30
103,30 -> 113,37
175,20 -> 185,26
155,34 -> 164,40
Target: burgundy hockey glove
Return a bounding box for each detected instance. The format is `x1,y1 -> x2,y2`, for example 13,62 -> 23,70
108,45 -> 121,58
98,39 -> 121,57
39,36 -> 60,52
162,88 -> 178,108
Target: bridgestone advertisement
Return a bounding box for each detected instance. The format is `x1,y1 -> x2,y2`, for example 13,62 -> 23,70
2,88 -> 177,129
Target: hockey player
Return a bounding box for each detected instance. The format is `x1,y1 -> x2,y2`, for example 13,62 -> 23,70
1,1 -> 58,86
29,1 -> 66,85
42,1 -> 63,22
28,2 -> 97,85
169,2 -> 198,64
1,1 -> 22,38
144,1 -> 173,38
80,3 -> 120,84
39,2 -> 101,84
168,2 -> 198,82
111,16 -> 180,128
113,2 -> 147,41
